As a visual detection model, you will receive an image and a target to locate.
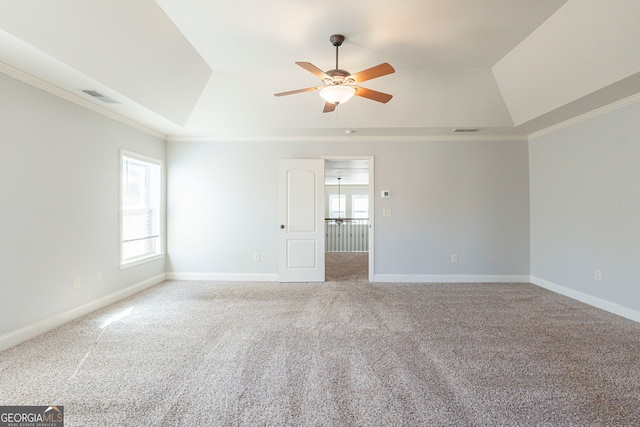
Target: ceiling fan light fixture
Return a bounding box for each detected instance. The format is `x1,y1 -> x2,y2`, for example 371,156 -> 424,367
319,85 -> 355,105
274,34 -> 394,112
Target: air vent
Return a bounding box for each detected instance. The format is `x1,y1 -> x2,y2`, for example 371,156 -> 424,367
452,128 -> 481,133
81,89 -> 121,104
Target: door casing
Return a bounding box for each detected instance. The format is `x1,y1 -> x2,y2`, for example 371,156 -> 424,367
322,155 -> 374,282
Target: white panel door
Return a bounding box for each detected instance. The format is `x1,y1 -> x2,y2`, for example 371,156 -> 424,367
279,159 -> 325,282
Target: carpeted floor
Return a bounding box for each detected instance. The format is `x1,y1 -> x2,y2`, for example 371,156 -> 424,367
325,251 -> 368,282
1,253 -> 640,426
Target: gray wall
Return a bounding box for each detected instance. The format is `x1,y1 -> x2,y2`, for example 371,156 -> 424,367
166,139 -> 530,280
529,102 -> 640,312
0,73 -> 166,339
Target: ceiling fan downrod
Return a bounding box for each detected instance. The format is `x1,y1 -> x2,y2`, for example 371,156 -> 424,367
330,34 -> 345,70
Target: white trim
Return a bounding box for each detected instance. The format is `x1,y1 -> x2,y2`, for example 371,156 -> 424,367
0,61 -> 167,141
120,253 -> 165,270
368,158 -> 375,283
167,135 -> 528,143
528,92 -> 640,140
119,150 -> 165,267
0,274 -> 165,353
530,276 -> 640,324
165,272 -> 279,282
372,274 -> 530,283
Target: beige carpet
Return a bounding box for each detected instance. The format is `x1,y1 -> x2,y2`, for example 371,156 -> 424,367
325,251 -> 368,282
1,254 -> 640,426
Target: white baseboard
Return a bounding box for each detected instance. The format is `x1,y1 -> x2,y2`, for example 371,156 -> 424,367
372,274 -> 531,283
165,272 -> 279,282
530,276 -> 640,323
169,273 -> 529,283
0,274 -> 166,353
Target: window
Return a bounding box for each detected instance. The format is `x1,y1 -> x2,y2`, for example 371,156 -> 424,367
352,195 -> 369,219
120,150 -> 163,266
329,194 -> 346,218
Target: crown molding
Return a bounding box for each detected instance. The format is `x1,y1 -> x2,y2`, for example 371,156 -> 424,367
0,61 -> 167,141
1,60 -> 531,144
528,92 -> 640,140
166,134 -> 528,143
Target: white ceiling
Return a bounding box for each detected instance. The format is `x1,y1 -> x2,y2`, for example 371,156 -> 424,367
1,0 -> 639,140
325,160 -> 369,186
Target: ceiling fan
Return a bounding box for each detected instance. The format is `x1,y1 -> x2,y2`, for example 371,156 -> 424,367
274,34 -> 395,113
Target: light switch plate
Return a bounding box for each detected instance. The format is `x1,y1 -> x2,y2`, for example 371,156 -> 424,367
383,208 -> 392,217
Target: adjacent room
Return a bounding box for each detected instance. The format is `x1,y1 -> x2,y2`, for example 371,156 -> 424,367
1,1 -> 639,425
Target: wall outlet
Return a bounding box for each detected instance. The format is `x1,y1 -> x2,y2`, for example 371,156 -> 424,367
253,253 -> 260,262
451,254 -> 458,263
96,271 -> 103,281
595,269 -> 602,281
73,276 -> 82,289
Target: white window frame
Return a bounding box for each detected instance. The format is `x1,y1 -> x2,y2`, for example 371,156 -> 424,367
119,149 -> 164,268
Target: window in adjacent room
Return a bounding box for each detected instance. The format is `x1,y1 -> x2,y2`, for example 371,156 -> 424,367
120,150 -> 163,266
352,195 -> 369,219
329,194 -> 346,218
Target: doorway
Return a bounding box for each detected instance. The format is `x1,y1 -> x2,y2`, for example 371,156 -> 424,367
324,157 -> 374,282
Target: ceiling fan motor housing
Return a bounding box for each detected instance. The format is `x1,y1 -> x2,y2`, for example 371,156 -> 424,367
330,34 -> 345,47
324,69 -> 354,86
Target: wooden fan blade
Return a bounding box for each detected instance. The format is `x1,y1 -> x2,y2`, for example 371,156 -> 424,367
350,63 -> 395,83
296,62 -> 330,80
274,86 -> 321,97
323,102 -> 336,113
354,86 -> 393,103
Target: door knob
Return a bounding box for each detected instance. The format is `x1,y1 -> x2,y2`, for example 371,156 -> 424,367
280,225 -> 285,229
